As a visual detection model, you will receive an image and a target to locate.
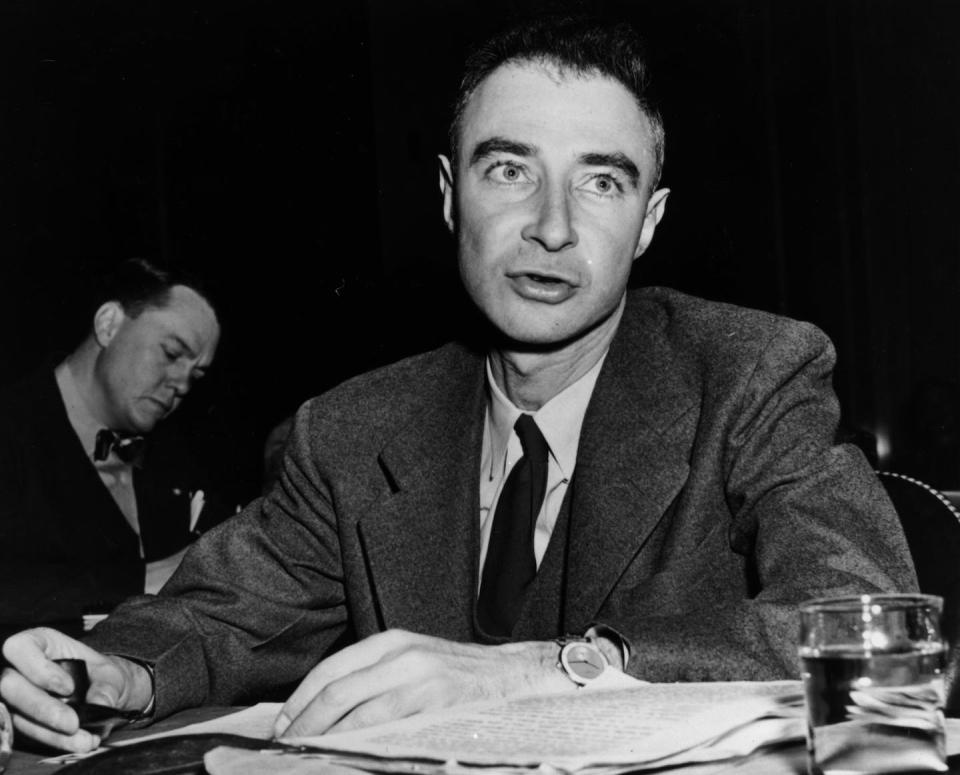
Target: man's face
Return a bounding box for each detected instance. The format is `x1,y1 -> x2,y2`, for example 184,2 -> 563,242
441,63 -> 668,348
94,285 -> 220,433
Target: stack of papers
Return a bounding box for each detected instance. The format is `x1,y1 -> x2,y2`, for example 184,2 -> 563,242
202,681 -> 808,774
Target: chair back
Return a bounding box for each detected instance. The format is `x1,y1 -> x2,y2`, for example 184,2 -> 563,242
878,471 -> 960,714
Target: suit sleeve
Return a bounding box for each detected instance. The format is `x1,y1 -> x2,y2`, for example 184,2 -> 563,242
620,321 -> 919,682
84,399 -> 352,719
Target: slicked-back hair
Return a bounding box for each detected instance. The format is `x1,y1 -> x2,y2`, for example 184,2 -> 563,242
449,15 -> 666,191
94,258 -> 216,320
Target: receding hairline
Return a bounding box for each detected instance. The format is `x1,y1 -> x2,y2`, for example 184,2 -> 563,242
452,57 -> 664,188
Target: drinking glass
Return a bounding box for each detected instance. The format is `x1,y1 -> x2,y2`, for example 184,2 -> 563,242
0,699 -> 12,770
799,593 -> 948,774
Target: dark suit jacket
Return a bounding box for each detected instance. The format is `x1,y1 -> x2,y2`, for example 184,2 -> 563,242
0,367 -> 232,634
87,288 -> 917,717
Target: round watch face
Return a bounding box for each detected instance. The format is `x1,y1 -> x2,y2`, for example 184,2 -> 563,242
561,642 -> 606,683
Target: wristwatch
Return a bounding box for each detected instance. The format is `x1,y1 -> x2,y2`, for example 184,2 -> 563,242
555,636 -> 608,687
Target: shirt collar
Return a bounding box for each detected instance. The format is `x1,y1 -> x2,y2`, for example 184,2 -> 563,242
485,351 -> 608,481
54,360 -> 108,462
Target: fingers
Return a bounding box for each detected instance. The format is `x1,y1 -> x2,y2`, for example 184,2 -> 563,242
2,628 -> 80,697
323,681 -> 437,735
0,667 -> 99,752
0,667 -> 76,732
308,686 -> 425,737
281,659 -> 401,737
0,628 -> 119,752
276,629 -> 421,737
12,711 -> 100,754
280,635 -> 463,738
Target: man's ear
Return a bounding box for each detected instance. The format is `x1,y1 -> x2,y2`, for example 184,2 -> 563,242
633,187 -> 670,260
438,154 -> 455,233
92,301 -> 125,347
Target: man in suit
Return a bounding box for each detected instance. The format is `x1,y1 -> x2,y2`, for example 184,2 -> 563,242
0,16 -> 916,753
0,259 -> 224,641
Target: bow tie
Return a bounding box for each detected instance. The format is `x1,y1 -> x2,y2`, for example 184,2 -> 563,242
93,429 -> 146,466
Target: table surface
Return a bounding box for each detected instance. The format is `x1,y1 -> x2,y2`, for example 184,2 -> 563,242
5,706 -> 233,774
6,708 -> 960,775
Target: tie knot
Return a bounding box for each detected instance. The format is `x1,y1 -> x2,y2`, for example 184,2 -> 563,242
94,429 -> 145,466
514,414 -> 548,462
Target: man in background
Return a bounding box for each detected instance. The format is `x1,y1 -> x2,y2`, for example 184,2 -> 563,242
0,258 -> 228,640
1,17 -> 916,753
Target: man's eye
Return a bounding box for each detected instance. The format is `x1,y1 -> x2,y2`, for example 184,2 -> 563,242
162,347 -> 182,361
584,174 -> 623,197
487,161 -> 529,185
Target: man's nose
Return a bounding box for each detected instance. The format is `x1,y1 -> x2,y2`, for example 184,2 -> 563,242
520,185 -> 578,252
167,364 -> 193,396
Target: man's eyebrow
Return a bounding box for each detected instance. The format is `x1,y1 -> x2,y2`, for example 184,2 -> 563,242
469,137 -> 538,166
579,152 -> 641,188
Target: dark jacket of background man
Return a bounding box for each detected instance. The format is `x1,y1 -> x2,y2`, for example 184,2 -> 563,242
0,369 -> 231,636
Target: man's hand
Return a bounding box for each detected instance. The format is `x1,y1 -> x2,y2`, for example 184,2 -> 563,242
0,628 -> 153,752
274,629 -> 572,739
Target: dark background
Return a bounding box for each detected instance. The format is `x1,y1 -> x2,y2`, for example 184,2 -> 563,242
1,0 -> 958,506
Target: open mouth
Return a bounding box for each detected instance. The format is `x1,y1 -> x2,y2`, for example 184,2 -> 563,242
526,273 -> 566,284
508,272 -> 578,302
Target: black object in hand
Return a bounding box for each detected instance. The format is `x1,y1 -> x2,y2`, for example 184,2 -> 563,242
54,659 -> 140,739
55,659 -> 90,705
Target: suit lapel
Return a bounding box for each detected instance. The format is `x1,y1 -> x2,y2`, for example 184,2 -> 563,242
563,298 -> 693,633
355,294 -> 695,639
357,348 -> 487,640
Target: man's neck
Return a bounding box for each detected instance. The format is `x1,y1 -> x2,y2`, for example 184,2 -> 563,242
489,297 -> 625,411
59,341 -> 112,430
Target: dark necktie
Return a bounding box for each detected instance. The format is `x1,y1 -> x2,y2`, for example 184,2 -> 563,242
93,429 -> 145,466
478,413 -> 550,637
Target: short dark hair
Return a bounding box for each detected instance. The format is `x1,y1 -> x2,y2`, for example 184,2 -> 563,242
449,15 -> 666,191
96,258 -> 216,320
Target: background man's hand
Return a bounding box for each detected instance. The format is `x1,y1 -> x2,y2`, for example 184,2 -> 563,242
274,629 -> 571,738
0,627 -> 152,752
